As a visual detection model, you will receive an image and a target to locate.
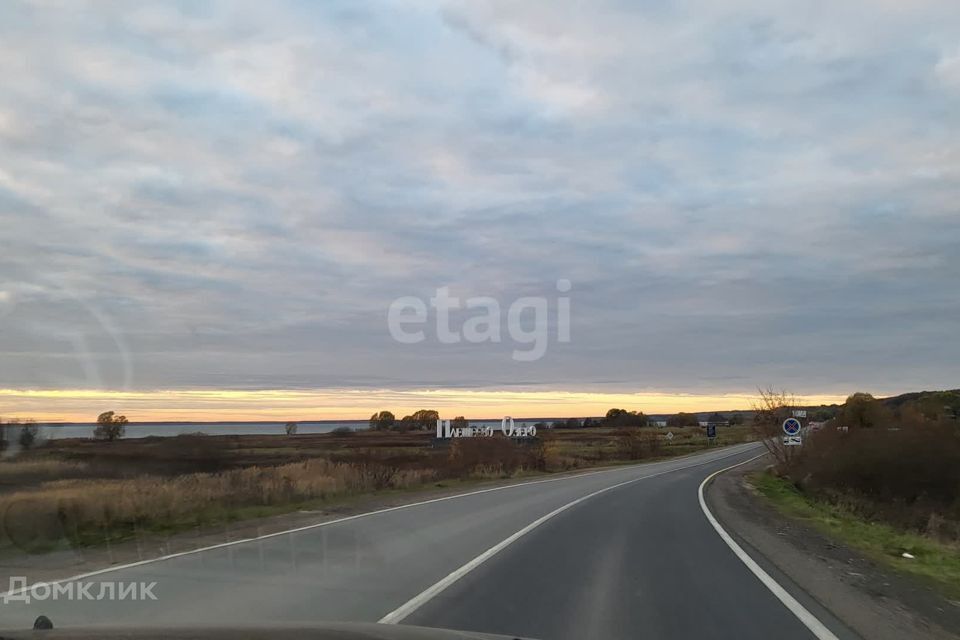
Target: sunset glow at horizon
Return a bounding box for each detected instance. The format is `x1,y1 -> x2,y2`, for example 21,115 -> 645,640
0,387 -> 850,423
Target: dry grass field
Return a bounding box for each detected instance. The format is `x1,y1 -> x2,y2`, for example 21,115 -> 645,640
0,425 -> 753,554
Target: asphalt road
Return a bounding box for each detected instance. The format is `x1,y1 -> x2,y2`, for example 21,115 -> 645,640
0,442 -> 852,639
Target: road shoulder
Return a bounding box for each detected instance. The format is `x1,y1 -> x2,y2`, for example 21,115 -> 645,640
705,456 -> 960,640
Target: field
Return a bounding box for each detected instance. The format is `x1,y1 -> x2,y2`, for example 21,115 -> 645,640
0,426 -> 752,555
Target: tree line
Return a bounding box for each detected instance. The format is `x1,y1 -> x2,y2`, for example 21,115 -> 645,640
369,409 -> 440,431
367,407 -> 747,431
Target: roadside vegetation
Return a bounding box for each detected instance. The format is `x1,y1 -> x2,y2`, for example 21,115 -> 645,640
752,472 -> 960,598
750,388 -> 960,595
0,413 -> 752,555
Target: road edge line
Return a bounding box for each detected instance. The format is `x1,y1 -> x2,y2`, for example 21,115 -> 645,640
0,442 -> 759,598
379,444 -> 761,624
698,454 -> 840,640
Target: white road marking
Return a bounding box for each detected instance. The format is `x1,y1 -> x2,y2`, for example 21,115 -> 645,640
0,442 -> 759,599
698,455 -> 841,640
378,444 -> 761,624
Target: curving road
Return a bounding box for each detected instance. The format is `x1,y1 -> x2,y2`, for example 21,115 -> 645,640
0,442 -> 855,639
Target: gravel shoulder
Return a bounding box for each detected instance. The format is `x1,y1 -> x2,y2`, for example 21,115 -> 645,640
706,455 -> 960,640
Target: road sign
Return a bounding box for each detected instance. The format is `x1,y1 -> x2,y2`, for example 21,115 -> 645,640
665,431 -> 674,441
792,410 -> 807,418
783,435 -> 802,446
706,424 -> 717,439
782,418 -> 802,436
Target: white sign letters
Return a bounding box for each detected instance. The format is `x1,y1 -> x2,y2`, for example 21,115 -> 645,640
436,417 -> 537,439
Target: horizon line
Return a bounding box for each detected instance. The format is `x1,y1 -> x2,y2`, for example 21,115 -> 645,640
0,385 -> 900,423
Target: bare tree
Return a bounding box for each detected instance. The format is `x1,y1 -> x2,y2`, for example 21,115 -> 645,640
285,421 -> 298,435
751,387 -> 800,468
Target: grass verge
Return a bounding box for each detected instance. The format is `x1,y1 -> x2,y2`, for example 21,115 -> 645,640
749,471 -> 960,599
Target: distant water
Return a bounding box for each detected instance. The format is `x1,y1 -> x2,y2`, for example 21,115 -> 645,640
25,419 -> 531,440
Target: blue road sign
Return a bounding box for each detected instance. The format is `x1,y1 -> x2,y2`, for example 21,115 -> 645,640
782,418 -> 802,436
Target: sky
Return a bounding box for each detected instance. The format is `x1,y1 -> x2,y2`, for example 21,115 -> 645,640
1,0 -> 958,421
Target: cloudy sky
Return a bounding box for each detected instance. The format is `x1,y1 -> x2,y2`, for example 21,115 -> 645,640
1,0 -> 958,420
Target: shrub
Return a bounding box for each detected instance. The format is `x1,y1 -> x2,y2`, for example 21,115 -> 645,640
445,437 -> 538,477
539,441 -> 563,470
787,424 -> 960,535
614,428 -> 662,460
18,420 -> 39,450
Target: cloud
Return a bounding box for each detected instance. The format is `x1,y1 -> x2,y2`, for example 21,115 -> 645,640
935,48 -> 960,92
0,0 -> 958,412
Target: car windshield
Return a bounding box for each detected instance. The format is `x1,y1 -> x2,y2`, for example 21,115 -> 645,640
1,3 -> 958,640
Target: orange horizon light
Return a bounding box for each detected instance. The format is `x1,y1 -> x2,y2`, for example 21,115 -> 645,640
0,387 -> 852,422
